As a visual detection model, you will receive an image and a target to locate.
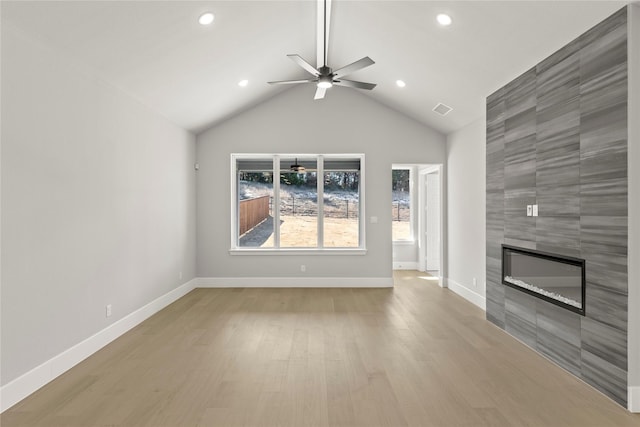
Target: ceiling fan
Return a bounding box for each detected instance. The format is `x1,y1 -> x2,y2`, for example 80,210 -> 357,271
268,0 -> 376,100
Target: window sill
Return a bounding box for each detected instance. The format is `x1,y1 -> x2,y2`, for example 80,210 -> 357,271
229,248 -> 367,256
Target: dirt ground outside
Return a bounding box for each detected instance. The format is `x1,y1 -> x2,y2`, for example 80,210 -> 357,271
240,215 -> 411,248
240,215 -> 359,247
392,221 -> 410,240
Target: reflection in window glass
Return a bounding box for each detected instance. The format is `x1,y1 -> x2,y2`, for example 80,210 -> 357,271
392,168 -> 411,240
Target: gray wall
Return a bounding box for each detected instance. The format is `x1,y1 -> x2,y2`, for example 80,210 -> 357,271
486,7 -> 629,406
196,84 -> 445,280
446,118 -> 486,301
1,23 -> 197,386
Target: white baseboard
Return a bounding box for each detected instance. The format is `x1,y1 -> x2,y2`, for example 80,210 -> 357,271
392,262 -> 419,270
630,386 -> 640,412
197,276 -> 394,288
0,279 -> 197,413
445,278 -> 486,311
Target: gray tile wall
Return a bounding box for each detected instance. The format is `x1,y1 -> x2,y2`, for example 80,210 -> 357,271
485,7 -> 628,406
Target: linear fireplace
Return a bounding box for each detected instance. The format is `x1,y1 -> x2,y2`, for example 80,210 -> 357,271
501,245 -> 586,315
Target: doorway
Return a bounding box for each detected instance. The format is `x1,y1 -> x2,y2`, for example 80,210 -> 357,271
392,164 -> 443,287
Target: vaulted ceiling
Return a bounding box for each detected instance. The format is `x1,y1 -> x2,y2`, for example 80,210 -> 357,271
2,1 -> 628,135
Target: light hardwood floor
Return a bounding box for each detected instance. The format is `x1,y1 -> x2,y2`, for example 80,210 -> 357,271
2,271 -> 639,426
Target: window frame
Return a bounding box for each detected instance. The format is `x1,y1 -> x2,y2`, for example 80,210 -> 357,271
230,153 -> 366,255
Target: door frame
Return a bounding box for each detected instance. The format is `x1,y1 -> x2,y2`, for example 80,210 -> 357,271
418,164 -> 444,287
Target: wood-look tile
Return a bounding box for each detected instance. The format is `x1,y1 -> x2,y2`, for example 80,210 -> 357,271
580,104 -> 627,160
505,287 -> 537,349
581,317 -> 627,371
536,301 -> 582,378
580,215 -> 627,256
580,13 -> 627,83
486,257 -> 502,287
504,68 -> 537,120
486,241 -> 502,261
580,64 -> 627,117
504,136 -> 536,191
579,6 -> 627,47
487,230 -> 504,250
505,218 -> 536,248
504,108 -> 536,143
536,107 -> 579,153
536,185 -> 580,217
536,301 -> 581,347
487,169 -> 504,193
536,43 -> 579,122
504,193 -> 535,215
580,178 -> 627,217
581,349 -> 627,407
536,38 -> 580,75
535,216 -> 580,255
580,105 -> 627,184
487,91 -> 505,127
581,250 -> 627,294
503,238 -> 536,251
487,122 -> 505,146
486,281 -> 505,328
585,281 -> 627,332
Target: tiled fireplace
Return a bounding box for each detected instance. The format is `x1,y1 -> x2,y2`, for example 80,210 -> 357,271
486,7 -> 628,406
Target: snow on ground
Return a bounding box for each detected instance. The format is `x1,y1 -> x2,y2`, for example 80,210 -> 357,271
240,180 -> 409,220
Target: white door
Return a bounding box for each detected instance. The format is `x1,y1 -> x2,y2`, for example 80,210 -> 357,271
425,172 -> 440,271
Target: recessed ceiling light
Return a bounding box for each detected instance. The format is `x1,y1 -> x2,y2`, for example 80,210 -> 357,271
436,14 -> 452,26
238,80 -> 249,87
396,80 -> 406,88
198,12 -> 215,26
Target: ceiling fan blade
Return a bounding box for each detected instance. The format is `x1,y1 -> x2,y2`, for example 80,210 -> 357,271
314,86 -> 327,100
287,54 -> 320,76
333,56 -> 375,78
268,79 -> 316,85
334,79 -> 377,90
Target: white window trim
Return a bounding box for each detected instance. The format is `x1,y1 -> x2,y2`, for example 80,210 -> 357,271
231,153 -> 366,253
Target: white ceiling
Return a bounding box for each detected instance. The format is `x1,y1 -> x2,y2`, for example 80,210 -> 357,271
2,0 -> 628,135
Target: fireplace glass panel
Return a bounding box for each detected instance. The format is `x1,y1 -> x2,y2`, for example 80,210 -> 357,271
502,245 -> 585,315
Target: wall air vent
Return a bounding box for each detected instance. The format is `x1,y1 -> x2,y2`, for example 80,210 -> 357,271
432,102 -> 453,116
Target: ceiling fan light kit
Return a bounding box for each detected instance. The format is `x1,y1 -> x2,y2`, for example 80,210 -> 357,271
290,158 -> 306,173
268,0 -> 376,99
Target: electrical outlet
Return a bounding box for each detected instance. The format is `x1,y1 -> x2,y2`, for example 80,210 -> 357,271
527,205 -> 533,216
532,204 -> 539,217
300,265 -> 306,272
370,216 -> 378,224
106,304 -> 112,318
473,277 -> 477,287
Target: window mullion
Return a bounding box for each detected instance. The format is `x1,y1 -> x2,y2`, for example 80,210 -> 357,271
317,155 -> 324,248
273,156 -> 281,248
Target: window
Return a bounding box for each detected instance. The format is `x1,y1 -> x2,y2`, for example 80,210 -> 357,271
231,154 -> 364,252
392,167 -> 412,241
